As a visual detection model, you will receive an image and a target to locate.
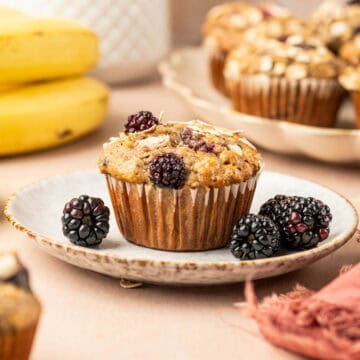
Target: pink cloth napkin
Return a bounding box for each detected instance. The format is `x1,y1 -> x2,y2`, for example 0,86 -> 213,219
240,264 -> 360,360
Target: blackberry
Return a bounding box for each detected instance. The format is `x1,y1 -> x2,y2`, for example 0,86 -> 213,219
259,195 -> 332,250
149,153 -> 186,189
353,26 -> 360,36
125,111 -> 159,134
230,214 -> 280,260
62,195 -> 110,247
259,7 -> 273,19
180,128 -> 215,153
278,35 -> 289,42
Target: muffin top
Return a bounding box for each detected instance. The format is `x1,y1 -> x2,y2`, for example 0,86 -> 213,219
203,2 -> 291,51
98,112 -> 262,188
243,16 -> 305,43
307,0 -> 360,52
224,36 -> 343,80
339,34 -> 360,65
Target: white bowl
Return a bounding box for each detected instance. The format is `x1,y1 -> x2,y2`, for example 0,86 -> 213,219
5,170 -> 358,285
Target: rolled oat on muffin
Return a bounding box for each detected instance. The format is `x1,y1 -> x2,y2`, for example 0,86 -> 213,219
202,2 -> 292,96
98,111 -> 262,251
243,16 -> 304,44
224,36 -> 346,127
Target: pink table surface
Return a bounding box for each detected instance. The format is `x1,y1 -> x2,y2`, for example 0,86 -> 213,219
0,81 -> 359,360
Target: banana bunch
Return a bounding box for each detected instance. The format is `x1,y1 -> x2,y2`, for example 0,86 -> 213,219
0,8 -> 109,156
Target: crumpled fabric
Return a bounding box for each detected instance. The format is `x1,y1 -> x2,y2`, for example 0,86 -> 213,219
238,264 -> 360,360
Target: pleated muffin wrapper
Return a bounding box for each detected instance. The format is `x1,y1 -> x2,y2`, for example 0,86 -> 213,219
0,285 -> 41,360
227,75 -> 346,127
106,170 -> 261,251
351,91 -> 360,129
209,49 -> 229,96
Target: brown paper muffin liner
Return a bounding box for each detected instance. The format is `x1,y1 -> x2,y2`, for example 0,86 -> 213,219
106,172 -> 261,251
0,290 -> 40,360
0,322 -> 39,360
227,75 -> 346,127
351,91 -> 360,129
209,49 -> 229,96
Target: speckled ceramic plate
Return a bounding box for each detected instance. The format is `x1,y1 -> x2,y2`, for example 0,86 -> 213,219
5,170 -> 358,285
158,47 -> 360,165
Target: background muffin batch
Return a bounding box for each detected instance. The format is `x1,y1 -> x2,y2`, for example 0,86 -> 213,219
339,34 -> 360,128
225,36 -> 345,126
203,0 -> 360,128
202,2 -> 292,95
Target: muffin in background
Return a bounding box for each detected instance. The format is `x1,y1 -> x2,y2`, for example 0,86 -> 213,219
339,34 -> 360,129
0,252 -> 41,360
202,2 -> 291,96
307,0 -> 360,53
224,36 -> 346,127
243,16 -> 304,44
339,66 -> 360,128
98,113 -> 262,251
340,34 -> 360,66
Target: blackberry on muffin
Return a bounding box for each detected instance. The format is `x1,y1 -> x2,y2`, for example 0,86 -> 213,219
125,111 -> 159,134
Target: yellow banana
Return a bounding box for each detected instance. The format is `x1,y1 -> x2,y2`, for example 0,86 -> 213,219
0,84 -> 19,92
0,77 -> 109,156
0,16 -> 99,84
0,7 -> 26,18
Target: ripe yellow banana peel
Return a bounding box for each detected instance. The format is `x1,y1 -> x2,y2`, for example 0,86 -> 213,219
0,7 -> 108,155
0,77 -> 109,156
0,16 -> 99,84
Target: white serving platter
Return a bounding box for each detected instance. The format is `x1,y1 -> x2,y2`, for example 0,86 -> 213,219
5,170 -> 358,285
158,47 -> 360,165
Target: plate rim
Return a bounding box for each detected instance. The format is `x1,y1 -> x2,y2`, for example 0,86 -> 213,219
4,169 -> 359,271
158,46 -> 360,138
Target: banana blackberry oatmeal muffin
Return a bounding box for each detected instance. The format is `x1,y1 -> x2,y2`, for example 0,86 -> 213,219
243,16 -> 304,44
0,252 -> 41,360
202,2 -> 290,95
339,33 -> 360,66
307,0 -> 360,53
339,66 -> 360,128
339,34 -> 360,128
98,111 -> 262,251
224,36 -> 346,127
